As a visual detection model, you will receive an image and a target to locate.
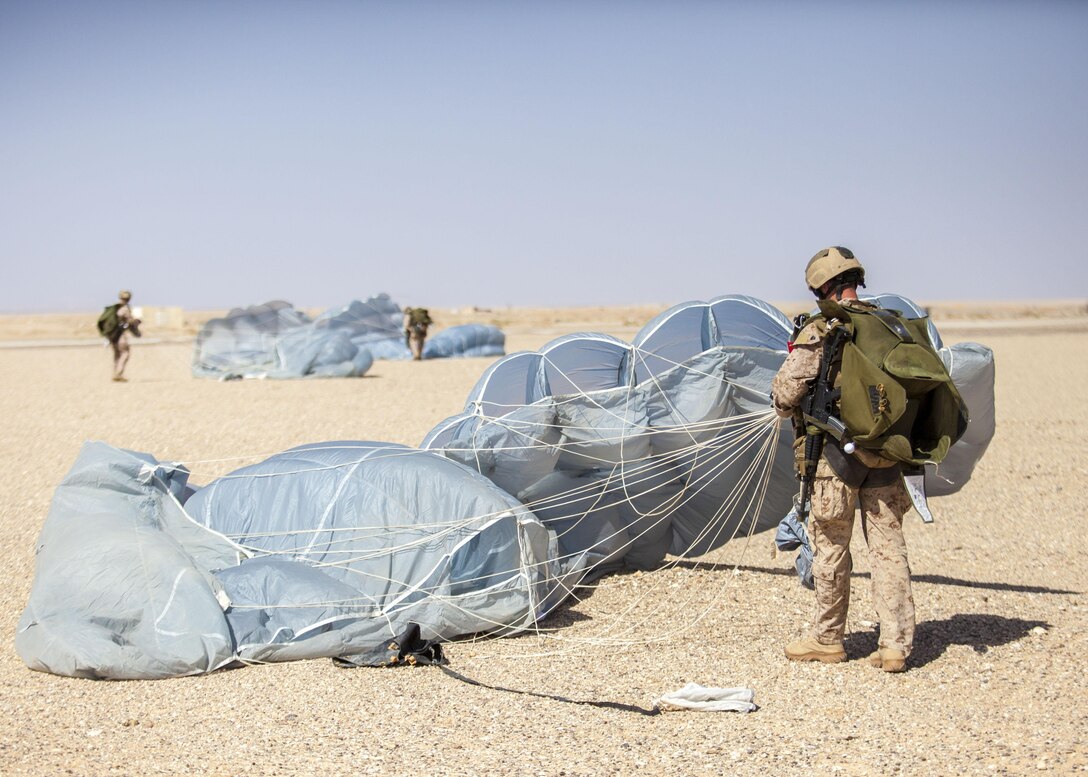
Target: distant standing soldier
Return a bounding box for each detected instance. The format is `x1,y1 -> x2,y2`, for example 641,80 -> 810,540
97,290 -> 141,381
772,248 -> 916,673
403,306 -> 432,361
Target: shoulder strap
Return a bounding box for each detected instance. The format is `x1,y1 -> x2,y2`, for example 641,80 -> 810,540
790,312 -> 811,342
866,308 -> 915,343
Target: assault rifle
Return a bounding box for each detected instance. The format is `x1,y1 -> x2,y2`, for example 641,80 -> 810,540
795,323 -> 852,523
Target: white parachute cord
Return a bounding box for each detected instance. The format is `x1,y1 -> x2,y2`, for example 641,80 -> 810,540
218,388 -> 779,603
175,342 -> 790,654
445,413 -> 785,653
218,431 -> 779,612
225,415 -> 779,622
518,416 -> 781,649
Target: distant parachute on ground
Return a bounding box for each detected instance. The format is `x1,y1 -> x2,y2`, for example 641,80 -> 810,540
423,323 -> 510,360
17,294 -> 994,679
191,294 -> 505,379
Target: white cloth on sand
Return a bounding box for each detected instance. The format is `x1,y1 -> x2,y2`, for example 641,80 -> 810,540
652,683 -> 756,713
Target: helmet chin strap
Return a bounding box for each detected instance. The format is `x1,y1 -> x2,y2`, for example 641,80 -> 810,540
819,274 -> 866,301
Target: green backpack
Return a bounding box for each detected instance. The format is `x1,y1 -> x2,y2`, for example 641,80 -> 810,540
815,299 -> 969,467
97,304 -> 122,340
408,307 -> 432,327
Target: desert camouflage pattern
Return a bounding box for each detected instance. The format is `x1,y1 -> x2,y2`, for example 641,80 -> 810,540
771,327 -> 822,417
809,457 -> 915,655
111,303 -> 133,379
403,310 -> 430,361
771,303 -> 915,656
407,331 -> 426,360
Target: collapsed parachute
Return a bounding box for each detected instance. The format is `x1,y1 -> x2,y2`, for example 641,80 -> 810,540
17,294 -> 994,679
191,300 -> 375,379
192,295 -> 505,379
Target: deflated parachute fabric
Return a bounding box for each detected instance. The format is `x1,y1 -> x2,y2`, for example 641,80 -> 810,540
185,441 -> 560,666
18,442 -> 562,678
930,342 -> 995,495
16,442 -> 241,680
19,293 -> 995,679
192,300 -> 374,379
312,295 -> 409,360
316,301 -> 504,361
192,294 -> 506,379
424,323 -> 506,359
423,295 -> 799,572
191,300 -> 315,378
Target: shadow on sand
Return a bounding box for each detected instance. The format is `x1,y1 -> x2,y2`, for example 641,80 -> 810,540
845,613 -> 1050,668
672,561 -> 1069,669
674,561 -> 1081,596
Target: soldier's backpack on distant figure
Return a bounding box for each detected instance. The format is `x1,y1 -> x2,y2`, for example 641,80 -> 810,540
813,299 -> 969,467
97,304 -> 122,340
407,307 -> 432,331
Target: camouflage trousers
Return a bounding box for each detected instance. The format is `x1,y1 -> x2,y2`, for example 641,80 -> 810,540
809,460 -> 915,655
110,333 -> 131,378
408,333 -> 425,360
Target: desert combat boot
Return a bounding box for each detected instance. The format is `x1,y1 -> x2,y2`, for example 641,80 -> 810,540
784,636 -> 847,663
868,648 -> 907,673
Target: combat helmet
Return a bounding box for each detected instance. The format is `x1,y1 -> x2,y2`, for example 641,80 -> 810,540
118,290 -> 132,302
805,247 -> 865,296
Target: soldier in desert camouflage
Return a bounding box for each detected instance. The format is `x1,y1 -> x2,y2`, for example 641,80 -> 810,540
109,290 -> 141,382
771,247 -> 914,673
403,306 -> 432,361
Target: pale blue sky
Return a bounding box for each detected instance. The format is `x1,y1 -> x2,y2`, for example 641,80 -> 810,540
2,1 -> 1085,313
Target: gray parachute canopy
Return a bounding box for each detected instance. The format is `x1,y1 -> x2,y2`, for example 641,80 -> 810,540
192,294 -> 505,379
17,442 -> 553,678
423,323 -> 507,359
18,293 -> 994,679
192,299 -> 376,379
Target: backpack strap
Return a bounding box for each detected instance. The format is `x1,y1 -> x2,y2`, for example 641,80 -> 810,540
790,313 -> 810,343
867,308 -> 915,343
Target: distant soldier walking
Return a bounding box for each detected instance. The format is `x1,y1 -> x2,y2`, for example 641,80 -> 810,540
97,290 -> 141,381
403,306 -> 432,361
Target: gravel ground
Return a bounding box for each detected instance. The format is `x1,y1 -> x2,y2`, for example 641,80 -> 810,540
1,312 -> 1086,776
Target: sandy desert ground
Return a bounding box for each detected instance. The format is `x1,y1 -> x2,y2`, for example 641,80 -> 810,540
1,302 -> 1086,776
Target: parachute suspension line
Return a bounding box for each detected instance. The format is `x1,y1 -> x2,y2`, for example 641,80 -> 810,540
520,416 -> 781,650
301,454 -> 365,558
504,402 -> 787,644
223,415 -> 782,636
435,664 -> 660,717
610,411 -> 773,525
457,404 -> 771,442
471,416 -> 768,574
172,399 -> 769,485
672,411 -> 780,557
467,342 -> 772,434
218,457 -> 774,600
626,342 -> 775,402
184,341 -> 792,661
212,364 -> 785,627
433,413 -> 785,655
479,400 -> 771,463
